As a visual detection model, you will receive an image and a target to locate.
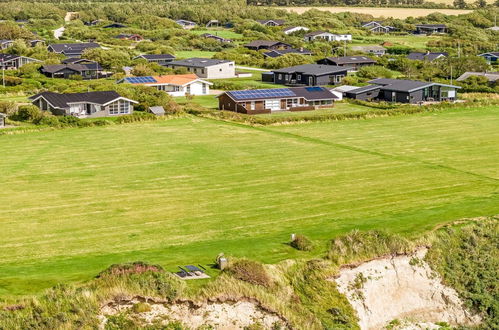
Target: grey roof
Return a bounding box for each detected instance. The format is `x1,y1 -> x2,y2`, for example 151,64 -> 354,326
0,39 -> 13,44
407,52 -> 447,61
256,19 -> 285,25
200,33 -> 231,42
135,54 -> 175,60
273,64 -> 350,75
149,106 -> 165,115
244,40 -> 291,48
167,58 -> 233,68
331,85 -> 362,93
40,63 -> 102,74
48,42 -> 100,55
0,54 -> 22,61
344,85 -> 381,95
175,19 -> 196,25
263,48 -> 312,58
304,31 -> 336,37
292,86 -> 338,101
322,56 -> 377,65
487,26 -> 499,31
29,91 -> 127,109
283,26 -> 308,32
369,78 -> 460,92
456,72 -> 499,82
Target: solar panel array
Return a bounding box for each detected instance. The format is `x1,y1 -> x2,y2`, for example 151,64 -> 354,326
125,76 -> 157,84
305,87 -> 323,92
229,88 -> 295,100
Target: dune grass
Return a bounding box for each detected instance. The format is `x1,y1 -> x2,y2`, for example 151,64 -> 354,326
0,106 -> 499,297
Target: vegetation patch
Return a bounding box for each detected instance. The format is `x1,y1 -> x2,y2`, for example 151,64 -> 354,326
290,234 -> 314,251
425,218 -> 499,328
227,259 -> 273,288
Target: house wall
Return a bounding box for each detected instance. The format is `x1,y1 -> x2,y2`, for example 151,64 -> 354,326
273,71 -> 347,86
0,115 -> 4,127
168,62 -> 235,79
346,89 -> 380,101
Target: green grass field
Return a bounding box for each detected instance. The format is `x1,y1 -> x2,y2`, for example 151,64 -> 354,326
190,29 -> 243,39
174,50 -> 217,59
352,34 -> 437,50
1,106 -> 499,297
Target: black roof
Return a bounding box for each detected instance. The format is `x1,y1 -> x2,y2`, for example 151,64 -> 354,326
167,58 -> 233,68
321,56 -> 377,65
40,63 -> 102,74
0,54 -> 22,61
104,23 -> 127,28
263,48 -> 312,58
29,91 -> 125,109
61,58 -> 97,64
48,42 -> 100,54
273,64 -> 350,75
136,54 -> 175,60
369,78 -> 460,92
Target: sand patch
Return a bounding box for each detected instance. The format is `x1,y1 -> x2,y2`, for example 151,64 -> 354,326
100,296 -> 287,329
333,248 -> 481,330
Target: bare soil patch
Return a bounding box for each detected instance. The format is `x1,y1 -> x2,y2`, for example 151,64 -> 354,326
333,248 -> 481,329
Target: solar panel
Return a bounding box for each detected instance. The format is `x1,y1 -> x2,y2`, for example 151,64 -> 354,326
125,76 -> 157,84
305,87 -> 323,92
230,88 -> 295,100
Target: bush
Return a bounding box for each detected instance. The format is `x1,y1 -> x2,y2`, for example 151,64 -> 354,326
227,259 -> 272,287
12,104 -> 43,121
0,100 -> 17,115
328,230 -> 411,265
115,112 -> 158,124
290,234 -> 314,251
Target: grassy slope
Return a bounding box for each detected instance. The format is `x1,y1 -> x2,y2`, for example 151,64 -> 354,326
190,29 -> 243,39
0,107 -> 499,296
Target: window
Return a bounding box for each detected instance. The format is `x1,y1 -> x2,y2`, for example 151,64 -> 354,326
278,74 -> 282,80
186,85 -> 191,94
297,74 -> 301,80
108,102 -> 119,115
174,86 -> 180,92
202,83 -> 207,94
119,100 -> 130,114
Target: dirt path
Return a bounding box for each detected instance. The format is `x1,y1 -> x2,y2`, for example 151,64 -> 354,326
333,248 -> 481,329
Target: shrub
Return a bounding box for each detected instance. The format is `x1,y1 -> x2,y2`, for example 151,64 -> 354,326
227,259 -> 271,287
97,261 -> 164,277
12,104 -> 43,121
0,100 -> 17,115
115,112 -> 158,124
328,230 -> 411,265
290,234 -> 314,251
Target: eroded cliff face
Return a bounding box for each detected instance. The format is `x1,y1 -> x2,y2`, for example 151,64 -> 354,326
333,248 -> 481,330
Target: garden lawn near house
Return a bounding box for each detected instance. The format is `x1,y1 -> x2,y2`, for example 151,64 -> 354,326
0,106 -> 499,297
174,50 -> 217,59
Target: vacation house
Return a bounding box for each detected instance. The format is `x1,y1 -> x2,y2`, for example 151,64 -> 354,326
343,78 -> 460,103
218,86 -> 338,114
119,74 -> 212,96
29,91 -> 138,118
165,58 -> 235,79
263,64 -> 350,86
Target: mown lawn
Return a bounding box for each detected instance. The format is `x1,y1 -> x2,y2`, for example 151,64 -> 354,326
1,106 -> 499,297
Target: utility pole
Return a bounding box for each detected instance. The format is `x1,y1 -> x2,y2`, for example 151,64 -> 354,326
343,39 -> 347,56
2,60 -> 4,88
450,65 -> 453,85
457,40 -> 461,58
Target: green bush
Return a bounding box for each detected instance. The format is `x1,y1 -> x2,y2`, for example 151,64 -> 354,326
227,259 -> 272,287
12,104 -> 43,121
115,112 -> 158,124
328,230 -> 411,265
290,234 -> 314,251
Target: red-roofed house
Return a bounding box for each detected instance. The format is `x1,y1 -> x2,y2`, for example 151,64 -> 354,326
119,73 -> 213,96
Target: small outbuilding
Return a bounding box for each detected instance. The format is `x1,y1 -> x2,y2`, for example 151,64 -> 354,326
0,113 -> 6,127
148,106 -> 165,116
